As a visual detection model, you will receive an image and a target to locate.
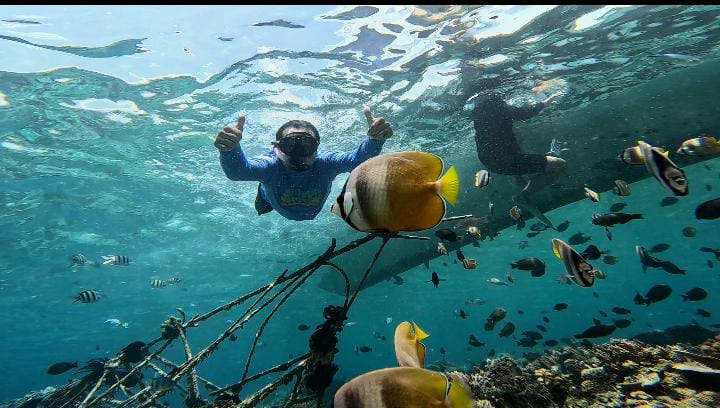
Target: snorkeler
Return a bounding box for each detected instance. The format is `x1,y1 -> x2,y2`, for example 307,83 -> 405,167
215,108 -> 393,221
470,90 -> 566,228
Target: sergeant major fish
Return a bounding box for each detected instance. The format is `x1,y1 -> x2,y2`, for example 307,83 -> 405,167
103,255 -> 131,266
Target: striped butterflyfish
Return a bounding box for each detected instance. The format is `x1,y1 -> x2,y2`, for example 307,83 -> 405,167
612,180 -> 631,196
331,152 -> 459,232
474,170 -> 490,188
333,367 -> 472,408
394,321 -> 430,368
103,255 -> 131,266
74,290 -> 101,303
637,140 -> 688,196
551,239 -> 596,288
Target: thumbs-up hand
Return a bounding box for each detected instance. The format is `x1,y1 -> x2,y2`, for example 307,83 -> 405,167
363,107 -> 393,140
215,114 -> 246,152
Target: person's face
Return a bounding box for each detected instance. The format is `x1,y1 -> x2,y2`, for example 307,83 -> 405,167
276,126 -> 318,171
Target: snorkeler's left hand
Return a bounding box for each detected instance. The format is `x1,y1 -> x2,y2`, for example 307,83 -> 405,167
364,107 -> 393,140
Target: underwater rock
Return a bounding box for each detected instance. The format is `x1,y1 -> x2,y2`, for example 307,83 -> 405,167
630,324 -> 717,346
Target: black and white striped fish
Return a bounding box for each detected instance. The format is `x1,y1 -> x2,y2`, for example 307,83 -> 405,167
69,254 -> 87,267
638,140 -> 688,196
612,180 -> 631,196
167,277 -> 182,284
74,290 -> 101,303
546,138 -> 569,157
475,170 -> 490,188
583,186 -> 600,202
150,279 -> 167,288
552,239 -> 596,288
103,255 -> 131,266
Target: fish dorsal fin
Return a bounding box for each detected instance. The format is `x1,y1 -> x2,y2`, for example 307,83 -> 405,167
386,151 -> 444,179
411,321 -> 430,341
446,374 -> 473,408
439,165 -> 459,206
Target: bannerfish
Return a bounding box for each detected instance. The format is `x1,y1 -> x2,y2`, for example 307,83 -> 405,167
583,186 -> 600,202
635,284 -> 672,305
332,367 -> 473,408
552,239 -> 597,288
612,180 -> 631,196
695,198 -> 720,220
394,321 -> 430,368
592,213 -> 644,227
676,136 -> 720,156
331,151 -> 459,232
574,324 -> 616,339
638,140 -> 688,196
73,290 -> 101,303
618,145 -> 668,165
475,170 -> 490,188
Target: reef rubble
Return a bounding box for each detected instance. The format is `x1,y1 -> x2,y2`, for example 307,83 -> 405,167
450,332 -> 720,407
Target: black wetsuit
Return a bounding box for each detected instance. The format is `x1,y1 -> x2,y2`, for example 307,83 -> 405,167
472,94 -> 548,175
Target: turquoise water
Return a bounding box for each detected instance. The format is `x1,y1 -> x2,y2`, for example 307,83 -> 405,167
1,5 -> 720,405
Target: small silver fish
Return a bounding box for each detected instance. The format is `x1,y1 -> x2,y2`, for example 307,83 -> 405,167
546,138 -> 570,157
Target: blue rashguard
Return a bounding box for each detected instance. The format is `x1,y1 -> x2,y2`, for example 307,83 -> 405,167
219,137 -> 385,220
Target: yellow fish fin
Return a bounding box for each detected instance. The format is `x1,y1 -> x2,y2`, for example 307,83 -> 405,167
411,321 -> 430,341
417,342 -> 426,368
662,150 -> 670,158
438,165 -> 459,206
553,244 -> 562,259
447,376 -> 473,408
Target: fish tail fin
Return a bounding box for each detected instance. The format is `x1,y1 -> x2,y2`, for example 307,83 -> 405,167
437,165 -> 459,206
510,263 -> 518,269
412,321 -> 430,340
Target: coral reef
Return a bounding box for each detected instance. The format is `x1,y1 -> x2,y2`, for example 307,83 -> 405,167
463,332 -> 720,407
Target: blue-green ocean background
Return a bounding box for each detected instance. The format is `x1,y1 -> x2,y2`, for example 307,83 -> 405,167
1,5 -> 720,404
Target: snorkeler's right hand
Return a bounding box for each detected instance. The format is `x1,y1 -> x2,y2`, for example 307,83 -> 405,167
214,114 -> 245,151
